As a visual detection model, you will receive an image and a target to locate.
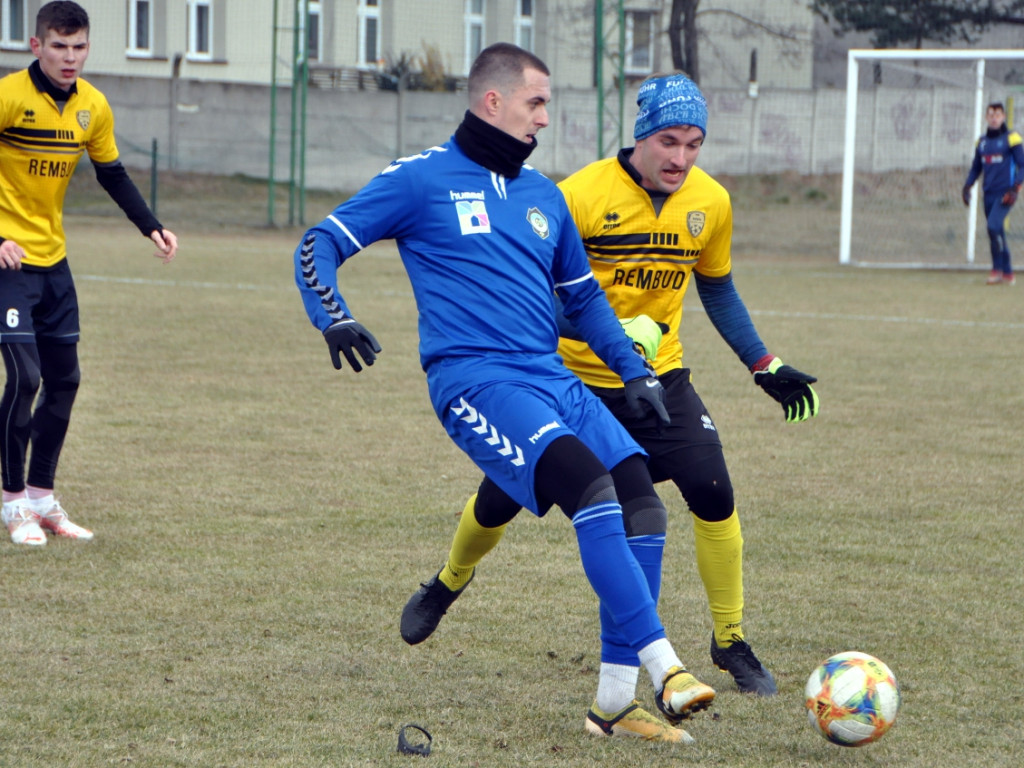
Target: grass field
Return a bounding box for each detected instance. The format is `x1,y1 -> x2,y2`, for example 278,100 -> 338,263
0,170 -> 1021,767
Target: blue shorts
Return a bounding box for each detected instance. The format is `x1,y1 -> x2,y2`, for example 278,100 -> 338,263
0,260 -> 80,344
435,357 -> 644,516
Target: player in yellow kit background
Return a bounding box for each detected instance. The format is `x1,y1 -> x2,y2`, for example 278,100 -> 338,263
402,73 -> 818,736
0,1 -> 178,546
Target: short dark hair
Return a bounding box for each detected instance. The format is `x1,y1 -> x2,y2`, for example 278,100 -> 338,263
987,102 -> 1006,112
36,1 -> 90,40
468,43 -> 549,102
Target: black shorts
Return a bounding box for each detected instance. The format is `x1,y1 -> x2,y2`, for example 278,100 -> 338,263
0,260 -> 80,344
588,368 -> 724,485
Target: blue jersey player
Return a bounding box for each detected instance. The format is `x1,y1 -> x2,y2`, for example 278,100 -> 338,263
294,43 -> 714,743
963,101 -> 1024,285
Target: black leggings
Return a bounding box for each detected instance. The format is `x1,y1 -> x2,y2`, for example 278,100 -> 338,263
0,341 -> 80,492
473,435 -> 663,533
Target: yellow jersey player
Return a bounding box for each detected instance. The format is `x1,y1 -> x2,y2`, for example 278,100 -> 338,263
402,73 -> 819,738
0,1 -> 178,546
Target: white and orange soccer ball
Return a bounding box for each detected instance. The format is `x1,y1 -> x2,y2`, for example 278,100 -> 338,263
804,651 -> 900,747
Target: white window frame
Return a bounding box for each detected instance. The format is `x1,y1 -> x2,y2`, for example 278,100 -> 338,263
1,0 -> 29,49
127,0 -> 153,55
625,10 -> 655,76
515,0 -> 533,52
307,0 -> 321,63
357,0 -> 380,68
187,0 -> 212,61
464,0 -> 485,74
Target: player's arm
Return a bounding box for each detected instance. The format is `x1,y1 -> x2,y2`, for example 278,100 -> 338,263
552,293 -> 664,361
293,169 -> 415,372
963,142 -> 983,205
696,273 -> 819,423
93,160 -> 176,261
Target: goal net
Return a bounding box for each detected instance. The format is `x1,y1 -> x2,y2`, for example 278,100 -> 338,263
839,50 -> 1024,268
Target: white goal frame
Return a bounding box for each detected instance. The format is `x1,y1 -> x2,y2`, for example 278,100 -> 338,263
839,49 -> 1024,267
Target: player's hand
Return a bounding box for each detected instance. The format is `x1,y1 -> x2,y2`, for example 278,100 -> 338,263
0,239 -> 25,270
323,317 -> 382,372
624,375 -> 671,427
752,356 -> 819,422
150,228 -> 178,263
962,186 -> 972,206
620,315 -> 668,361
1002,185 -> 1020,206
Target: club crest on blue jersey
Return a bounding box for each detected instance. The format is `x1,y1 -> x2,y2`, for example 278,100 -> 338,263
456,199 -> 491,235
687,210 -> 705,237
527,207 -> 549,239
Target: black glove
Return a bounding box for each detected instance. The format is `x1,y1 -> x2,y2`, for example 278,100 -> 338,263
962,186 -> 972,206
623,375 -> 671,427
323,318 -> 382,372
1002,185 -> 1020,206
752,357 -> 819,423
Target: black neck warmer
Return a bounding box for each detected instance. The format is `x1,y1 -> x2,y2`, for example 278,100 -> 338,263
987,123 -> 1008,139
454,110 -> 536,179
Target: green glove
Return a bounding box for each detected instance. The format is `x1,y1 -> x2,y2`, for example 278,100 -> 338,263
620,315 -> 667,361
752,356 -> 819,423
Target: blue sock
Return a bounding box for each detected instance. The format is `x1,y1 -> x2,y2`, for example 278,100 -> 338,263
600,533 -> 665,665
572,503 -> 665,654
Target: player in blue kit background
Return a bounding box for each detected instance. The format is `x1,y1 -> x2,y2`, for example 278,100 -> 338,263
295,43 -> 715,743
963,101 -> 1024,286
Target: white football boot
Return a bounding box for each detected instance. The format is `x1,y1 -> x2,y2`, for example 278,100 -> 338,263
29,496 -> 94,541
2,498 -> 47,546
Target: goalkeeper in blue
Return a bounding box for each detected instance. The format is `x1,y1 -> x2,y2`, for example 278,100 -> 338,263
962,101 -> 1024,286
401,74 -> 821,715
294,44 -> 714,744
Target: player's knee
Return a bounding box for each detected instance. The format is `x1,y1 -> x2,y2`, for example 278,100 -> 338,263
622,495 -> 667,537
683,480 -> 735,522
2,350 -> 41,399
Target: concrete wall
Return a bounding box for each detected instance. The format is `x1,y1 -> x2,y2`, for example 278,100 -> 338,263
76,74 -> 994,193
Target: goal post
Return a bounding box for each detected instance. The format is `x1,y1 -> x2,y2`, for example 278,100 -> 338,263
839,49 -> 1024,268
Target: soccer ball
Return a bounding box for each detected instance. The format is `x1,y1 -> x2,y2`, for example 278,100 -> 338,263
804,651 -> 900,747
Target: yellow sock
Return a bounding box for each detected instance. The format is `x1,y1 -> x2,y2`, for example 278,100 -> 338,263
438,493 -> 508,591
692,510 -> 745,647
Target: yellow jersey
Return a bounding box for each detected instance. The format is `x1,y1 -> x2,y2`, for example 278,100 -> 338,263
557,152 -> 733,388
0,62 -> 120,268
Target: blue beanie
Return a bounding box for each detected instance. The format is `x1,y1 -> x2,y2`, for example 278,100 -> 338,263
633,74 -> 707,141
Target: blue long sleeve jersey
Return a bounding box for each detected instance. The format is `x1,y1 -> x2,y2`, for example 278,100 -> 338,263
295,138 -> 649,408
965,124 -> 1024,193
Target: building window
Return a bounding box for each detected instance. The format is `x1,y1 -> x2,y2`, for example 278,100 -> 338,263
357,0 -> 379,67
465,0 -> 485,73
128,0 -> 152,54
625,10 -> 655,75
1,0 -> 28,49
515,0 -> 533,52
307,0 -> 321,62
187,0 -> 212,60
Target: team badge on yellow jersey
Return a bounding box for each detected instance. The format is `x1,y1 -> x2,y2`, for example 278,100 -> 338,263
687,210 -> 705,237
76,110 -> 90,130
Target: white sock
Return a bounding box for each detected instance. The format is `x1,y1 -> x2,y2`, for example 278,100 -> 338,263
595,663 -> 640,714
638,638 -> 683,690
26,493 -> 55,512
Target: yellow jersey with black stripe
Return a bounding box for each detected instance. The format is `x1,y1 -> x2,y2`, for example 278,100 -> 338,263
0,63 -> 119,267
558,153 -> 732,388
